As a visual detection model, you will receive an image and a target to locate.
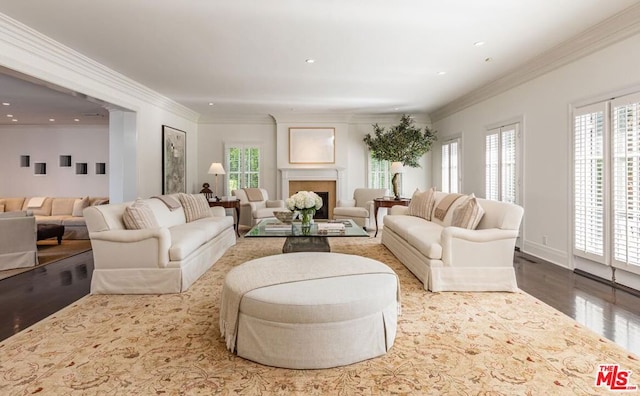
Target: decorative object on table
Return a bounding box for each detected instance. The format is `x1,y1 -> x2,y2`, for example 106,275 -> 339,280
285,191 -> 323,234
390,161 -> 404,199
200,183 -> 214,201
207,162 -> 226,201
274,210 -> 294,224
162,125 -> 187,194
363,114 -> 437,198
289,127 -> 335,164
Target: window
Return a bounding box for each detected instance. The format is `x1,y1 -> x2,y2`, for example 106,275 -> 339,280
225,144 -> 261,194
441,138 -> 460,193
573,92 -> 640,275
485,123 -> 519,203
368,153 -> 391,190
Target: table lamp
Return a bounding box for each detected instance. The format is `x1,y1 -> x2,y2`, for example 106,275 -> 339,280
208,162 -> 226,201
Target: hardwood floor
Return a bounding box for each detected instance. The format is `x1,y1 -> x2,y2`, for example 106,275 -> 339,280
0,247 -> 638,357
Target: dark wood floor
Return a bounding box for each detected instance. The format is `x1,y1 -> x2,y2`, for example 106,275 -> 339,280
0,247 -> 638,356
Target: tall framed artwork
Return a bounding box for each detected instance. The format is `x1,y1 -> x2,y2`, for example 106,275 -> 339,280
162,125 -> 186,194
289,127 -> 335,164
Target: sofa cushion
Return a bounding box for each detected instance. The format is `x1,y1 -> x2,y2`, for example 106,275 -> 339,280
179,193 -> 211,222
253,207 -> 279,220
72,197 -> 90,217
23,197 -> 52,216
0,204 -> 4,212
0,198 -> 25,212
62,216 -> 87,226
168,217 -> 231,261
51,198 -> 76,216
451,194 -> 485,229
333,206 -> 369,218
407,188 -> 436,221
123,199 -> 159,230
406,228 -> 443,260
35,215 -> 63,225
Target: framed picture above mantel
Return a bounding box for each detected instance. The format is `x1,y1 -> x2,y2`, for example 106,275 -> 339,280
289,127 -> 335,164
162,125 -> 187,194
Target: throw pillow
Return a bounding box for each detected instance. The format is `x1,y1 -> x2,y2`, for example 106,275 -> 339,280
407,187 -> 436,220
72,196 -> 90,217
178,193 -> 211,222
451,194 -> 485,230
123,199 -> 159,230
0,204 -> 4,212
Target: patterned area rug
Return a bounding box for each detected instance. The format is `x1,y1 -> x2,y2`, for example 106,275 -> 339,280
1,236 -> 638,395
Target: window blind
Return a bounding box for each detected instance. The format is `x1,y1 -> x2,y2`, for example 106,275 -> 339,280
485,132 -> 499,201
442,144 -> 450,193
573,105 -> 605,261
225,145 -> 261,192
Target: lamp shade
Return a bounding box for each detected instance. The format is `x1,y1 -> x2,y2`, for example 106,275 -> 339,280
208,162 -> 226,175
390,162 -> 404,174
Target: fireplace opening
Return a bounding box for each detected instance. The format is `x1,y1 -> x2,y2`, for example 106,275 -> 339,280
314,191 -> 329,219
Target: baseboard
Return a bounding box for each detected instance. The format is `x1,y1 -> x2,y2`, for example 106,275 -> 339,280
574,268 -> 640,297
521,240 -> 569,269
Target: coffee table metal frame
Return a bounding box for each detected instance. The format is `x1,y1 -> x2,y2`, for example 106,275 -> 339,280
245,219 -> 369,253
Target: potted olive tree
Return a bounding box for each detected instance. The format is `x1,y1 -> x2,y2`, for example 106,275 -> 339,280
363,114 -> 437,199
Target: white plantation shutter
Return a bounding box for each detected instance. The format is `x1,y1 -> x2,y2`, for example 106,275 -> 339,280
368,154 -> 391,190
612,94 -> 640,272
225,144 -> 261,193
486,124 -> 517,203
501,128 -> 517,204
486,132 -> 499,201
442,144 -> 450,193
573,104 -> 605,262
441,138 -> 461,193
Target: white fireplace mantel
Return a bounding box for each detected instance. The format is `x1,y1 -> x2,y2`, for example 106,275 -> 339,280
279,167 -> 345,200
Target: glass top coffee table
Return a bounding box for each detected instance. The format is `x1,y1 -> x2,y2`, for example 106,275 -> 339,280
245,219 -> 369,253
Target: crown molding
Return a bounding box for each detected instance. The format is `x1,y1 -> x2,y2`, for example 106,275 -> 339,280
0,13 -> 200,122
349,113 -> 431,125
198,113 -> 276,125
430,3 -> 640,122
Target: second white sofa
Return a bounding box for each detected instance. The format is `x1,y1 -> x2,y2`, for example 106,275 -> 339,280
84,194 -> 236,294
382,190 -> 524,292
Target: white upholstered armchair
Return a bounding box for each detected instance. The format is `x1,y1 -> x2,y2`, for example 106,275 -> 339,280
232,188 -> 286,228
333,188 -> 388,229
0,211 -> 38,270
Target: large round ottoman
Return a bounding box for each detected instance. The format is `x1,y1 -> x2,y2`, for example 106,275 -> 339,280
219,252 -> 399,369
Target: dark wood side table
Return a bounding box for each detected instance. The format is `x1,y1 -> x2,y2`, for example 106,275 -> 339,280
373,198 -> 411,237
209,199 -> 241,237
37,224 -> 65,245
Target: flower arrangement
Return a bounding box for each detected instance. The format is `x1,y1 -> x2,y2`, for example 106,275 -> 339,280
286,191 -> 323,228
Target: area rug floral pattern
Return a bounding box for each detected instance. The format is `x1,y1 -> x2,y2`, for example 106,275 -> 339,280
1,237 -> 638,395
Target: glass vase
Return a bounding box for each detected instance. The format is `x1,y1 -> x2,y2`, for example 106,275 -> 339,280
300,209 -> 314,235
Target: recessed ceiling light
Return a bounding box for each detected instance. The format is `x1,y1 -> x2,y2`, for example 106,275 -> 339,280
74,118 -> 80,122
2,102 -> 10,106
49,118 -> 55,122
305,59 -> 315,64
474,41 -> 485,47
6,114 -> 12,117
437,71 -> 447,75
208,102 -> 214,106
12,119 -> 17,122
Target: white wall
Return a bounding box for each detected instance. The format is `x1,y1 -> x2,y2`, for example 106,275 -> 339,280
197,114 -> 433,201
0,125 -> 109,197
432,32 -> 640,269
197,121 -> 278,197
0,14 -> 200,202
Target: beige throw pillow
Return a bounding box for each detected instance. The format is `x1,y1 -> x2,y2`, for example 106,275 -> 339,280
178,193 -> 211,222
407,187 -> 436,221
451,194 -> 485,229
0,204 -> 4,212
123,199 -> 159,230
72,196 -> 90,217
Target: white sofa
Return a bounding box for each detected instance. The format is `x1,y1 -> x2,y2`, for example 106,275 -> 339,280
382,191 -> 524,292
0,196 -> 109,239
84,195 -> 236,294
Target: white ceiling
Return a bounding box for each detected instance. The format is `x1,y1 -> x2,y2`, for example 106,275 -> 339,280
0,0 -> 638,124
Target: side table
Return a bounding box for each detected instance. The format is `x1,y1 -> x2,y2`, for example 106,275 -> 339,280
373,198 -> 411,237
209,199 -> 241,237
